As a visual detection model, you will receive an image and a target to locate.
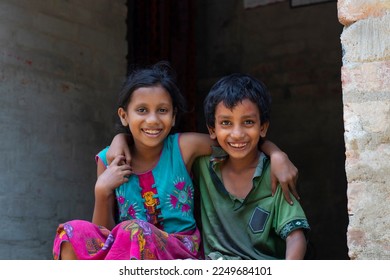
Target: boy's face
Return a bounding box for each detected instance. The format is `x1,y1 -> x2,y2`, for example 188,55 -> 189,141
208,99 -> 269,161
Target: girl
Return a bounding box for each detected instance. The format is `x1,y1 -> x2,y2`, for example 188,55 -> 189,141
53,61 -> 298,260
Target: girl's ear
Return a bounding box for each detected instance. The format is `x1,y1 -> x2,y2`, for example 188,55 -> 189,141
259,121 -> 269,138
118,107 -> 128,126
171,108 -> 177,127
171,114 -> 176,127
207,126 -> 217,140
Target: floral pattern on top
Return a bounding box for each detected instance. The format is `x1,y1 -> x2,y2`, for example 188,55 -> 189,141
168,177 -> 194,215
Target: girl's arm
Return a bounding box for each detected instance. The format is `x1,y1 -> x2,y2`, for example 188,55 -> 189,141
260,140 -> 299,205
106,133 -> 299,203
106,132 -> 215,170
178,132 -> 215,171
92,155 -> 132,230
285,229 -> 307,260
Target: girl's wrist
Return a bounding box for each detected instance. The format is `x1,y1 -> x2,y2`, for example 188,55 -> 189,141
95,183 -> 115,199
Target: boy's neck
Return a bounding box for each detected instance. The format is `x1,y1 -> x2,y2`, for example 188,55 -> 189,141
221,151 -> 260,199
223,150 -> 260,173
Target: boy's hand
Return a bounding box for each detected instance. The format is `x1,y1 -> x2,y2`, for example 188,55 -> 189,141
106,133 -> 132,165
270,152 -> 300,205
96,155 -> 132,193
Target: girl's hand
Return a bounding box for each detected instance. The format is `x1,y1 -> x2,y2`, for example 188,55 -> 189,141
95,155 -> 132,194
106,134 -> 132,165
270,151 -> 299,205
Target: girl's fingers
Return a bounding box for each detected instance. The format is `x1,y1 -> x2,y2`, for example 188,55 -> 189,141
110,155 -> 125,166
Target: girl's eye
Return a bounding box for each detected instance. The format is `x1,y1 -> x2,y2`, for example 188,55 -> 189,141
220,120 -> 231,126
137,108 -> 147,113
244,120 -> 255,125
158,108 -> 168,113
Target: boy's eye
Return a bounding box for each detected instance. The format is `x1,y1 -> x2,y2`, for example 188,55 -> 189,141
220,120 -> 231,126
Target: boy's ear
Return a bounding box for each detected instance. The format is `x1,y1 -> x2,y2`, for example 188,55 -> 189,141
260,121 -> 270,138
118,107 -> 128,126
207,126 -> 217,140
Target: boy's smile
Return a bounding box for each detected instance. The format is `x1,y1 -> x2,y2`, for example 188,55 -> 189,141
209,99 -> 269,163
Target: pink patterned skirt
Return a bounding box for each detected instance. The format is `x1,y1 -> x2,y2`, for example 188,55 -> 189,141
53,219 -> 203,260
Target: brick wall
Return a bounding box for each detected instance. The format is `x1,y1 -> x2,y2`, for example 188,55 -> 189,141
0,0 -> 127,259
339,0 -> 390,259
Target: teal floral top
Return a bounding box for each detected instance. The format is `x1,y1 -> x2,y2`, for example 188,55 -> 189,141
97,133 -> 196,234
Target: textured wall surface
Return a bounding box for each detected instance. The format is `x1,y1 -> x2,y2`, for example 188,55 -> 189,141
339,0 -> 390,259
0,0 -> 127,259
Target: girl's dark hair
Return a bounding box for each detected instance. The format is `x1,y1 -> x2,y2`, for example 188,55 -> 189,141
203,73 -> 272,128
115,61 -> 187,134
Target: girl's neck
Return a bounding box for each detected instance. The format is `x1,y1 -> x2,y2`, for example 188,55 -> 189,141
130,143 -> 163,174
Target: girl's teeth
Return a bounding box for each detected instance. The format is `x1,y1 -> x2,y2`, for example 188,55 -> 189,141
144,129 -> 160,134
230,143 -> 246,148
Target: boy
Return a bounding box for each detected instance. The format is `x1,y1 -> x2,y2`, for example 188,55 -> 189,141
192,73 -> 310,260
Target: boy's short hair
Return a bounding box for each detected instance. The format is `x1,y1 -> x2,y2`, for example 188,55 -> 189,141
203,73 -> 272,128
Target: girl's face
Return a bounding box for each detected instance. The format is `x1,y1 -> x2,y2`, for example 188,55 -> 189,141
118,86 -> 175,150
208,99 -> 269,163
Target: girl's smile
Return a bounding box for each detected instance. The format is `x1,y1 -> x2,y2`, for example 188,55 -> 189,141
142,128 -> 163,137
118,85 -> 176,150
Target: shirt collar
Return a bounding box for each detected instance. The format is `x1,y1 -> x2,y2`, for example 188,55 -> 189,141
210,146 -> 268,179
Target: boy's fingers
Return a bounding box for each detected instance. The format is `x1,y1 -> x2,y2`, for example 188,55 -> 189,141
110,155 -> 125,167
125,151 -> 132,165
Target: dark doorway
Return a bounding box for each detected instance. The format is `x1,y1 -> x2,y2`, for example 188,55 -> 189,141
126,0 -> 197,133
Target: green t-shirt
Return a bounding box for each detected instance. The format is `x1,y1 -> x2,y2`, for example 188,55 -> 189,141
192,150 -> 310,260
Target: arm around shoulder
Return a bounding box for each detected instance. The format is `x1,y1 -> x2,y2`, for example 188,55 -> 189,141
260,139 -> 300,204
106,133 -> 132,165
179,132 -> 215,170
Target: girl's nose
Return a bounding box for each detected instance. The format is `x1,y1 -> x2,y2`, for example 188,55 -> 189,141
145,113 -> 159,124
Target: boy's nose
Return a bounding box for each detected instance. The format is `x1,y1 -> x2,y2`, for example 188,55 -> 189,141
230,126 -> 244,139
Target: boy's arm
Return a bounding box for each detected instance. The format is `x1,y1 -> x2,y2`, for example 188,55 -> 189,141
107,132 -> 216,171
106,133 -> 132,165
285,229 -> 307,260
260,140 -> 299,205
106,134 -> 299,203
